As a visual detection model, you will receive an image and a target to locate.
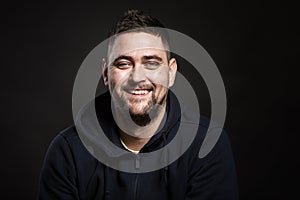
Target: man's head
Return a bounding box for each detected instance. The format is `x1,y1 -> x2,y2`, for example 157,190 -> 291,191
107,9 -> 170,60
102,9 -> 177,126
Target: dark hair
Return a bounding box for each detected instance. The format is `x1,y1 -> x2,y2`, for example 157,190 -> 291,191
107,9 -> 170,60
109,9 -> 166,36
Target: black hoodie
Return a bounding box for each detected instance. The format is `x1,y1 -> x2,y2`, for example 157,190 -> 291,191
37,91 -> 238,200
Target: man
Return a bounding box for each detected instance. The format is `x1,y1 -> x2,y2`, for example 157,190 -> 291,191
38,9 -> 238,199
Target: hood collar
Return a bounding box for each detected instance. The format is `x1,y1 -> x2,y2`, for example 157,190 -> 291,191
94,90 -> 181,152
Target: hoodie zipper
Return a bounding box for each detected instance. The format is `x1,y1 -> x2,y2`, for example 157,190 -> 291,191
133,154 -> 140,200
133,173 -> 139,200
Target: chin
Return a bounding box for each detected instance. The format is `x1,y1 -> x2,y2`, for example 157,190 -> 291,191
129,107 -> 150,116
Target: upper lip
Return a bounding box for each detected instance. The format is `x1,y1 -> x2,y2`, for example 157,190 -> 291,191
125,87 -> 153,93
125,86 -> 153,91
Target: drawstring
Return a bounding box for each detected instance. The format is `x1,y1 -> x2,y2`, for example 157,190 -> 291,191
162,132 -> 169,185
162,132 -> 172,199
104,166 -> 109,200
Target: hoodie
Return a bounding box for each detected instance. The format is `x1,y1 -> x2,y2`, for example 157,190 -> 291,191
37,91 -> 238,200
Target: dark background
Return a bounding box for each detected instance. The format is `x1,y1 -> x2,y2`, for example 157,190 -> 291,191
5,0 -> 299,199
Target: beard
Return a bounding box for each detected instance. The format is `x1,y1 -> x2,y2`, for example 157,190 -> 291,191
111,85 -> 167,127
128,93 -> 157,126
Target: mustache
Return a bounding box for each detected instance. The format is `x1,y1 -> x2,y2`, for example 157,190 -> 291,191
122,83 -> 154,91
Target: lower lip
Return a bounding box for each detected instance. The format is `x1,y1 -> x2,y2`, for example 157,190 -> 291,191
129,91 -> 151,97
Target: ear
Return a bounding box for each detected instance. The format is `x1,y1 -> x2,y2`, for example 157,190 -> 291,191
102,58 -> 109,86
168,58 -> 177,87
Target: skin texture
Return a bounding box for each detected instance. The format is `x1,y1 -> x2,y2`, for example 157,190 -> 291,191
102,32 -> 177,150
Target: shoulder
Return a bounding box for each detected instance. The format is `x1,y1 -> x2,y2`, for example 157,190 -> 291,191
58,124 -> 80,144
46,124 -> 91,160
179,107 -> 234,165
46,125 -> 80,150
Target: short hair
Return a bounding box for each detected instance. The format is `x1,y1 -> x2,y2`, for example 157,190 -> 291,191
107,9 -> 170,61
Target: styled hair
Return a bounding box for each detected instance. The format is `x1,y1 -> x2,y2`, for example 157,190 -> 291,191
107,9 -> 170,61
109,9 -> 165,35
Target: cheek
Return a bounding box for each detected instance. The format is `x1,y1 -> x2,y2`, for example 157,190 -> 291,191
108,70 -> 129,90
148,68 -> 170,88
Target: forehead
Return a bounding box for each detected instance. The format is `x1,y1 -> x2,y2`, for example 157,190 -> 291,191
108,32 -> 167,62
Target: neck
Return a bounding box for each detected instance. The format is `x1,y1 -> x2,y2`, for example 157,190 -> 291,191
119,130 -> 151,151
113,103 -> 167,151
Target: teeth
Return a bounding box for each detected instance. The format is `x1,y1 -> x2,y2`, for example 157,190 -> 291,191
130,90 -> 149,95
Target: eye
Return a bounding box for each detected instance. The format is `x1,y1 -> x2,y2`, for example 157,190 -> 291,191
144,61 -> 161,69
115,62 -> 133,69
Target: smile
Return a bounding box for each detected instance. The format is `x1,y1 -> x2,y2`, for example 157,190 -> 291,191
129,89 -> 151,95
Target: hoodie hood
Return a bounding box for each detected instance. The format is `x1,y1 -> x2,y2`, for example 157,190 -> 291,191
74,90 -> 182,167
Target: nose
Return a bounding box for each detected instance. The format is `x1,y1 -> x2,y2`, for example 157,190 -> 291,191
129,65 -> 147,83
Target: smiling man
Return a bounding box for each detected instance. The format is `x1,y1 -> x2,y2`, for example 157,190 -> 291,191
37,9 -> 238,200
103,31 -> 177,149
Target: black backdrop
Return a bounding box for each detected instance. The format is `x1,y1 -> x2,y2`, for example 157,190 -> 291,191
6,0 -> 299,199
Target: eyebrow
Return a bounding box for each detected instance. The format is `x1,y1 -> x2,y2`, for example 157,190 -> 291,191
142,55 -> 163,62
111,55 -> 163,66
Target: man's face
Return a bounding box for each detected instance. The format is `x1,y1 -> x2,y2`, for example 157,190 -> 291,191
103,32 -> 177,118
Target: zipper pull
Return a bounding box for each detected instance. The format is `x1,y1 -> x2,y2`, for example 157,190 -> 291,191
135,155 -> 140,169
